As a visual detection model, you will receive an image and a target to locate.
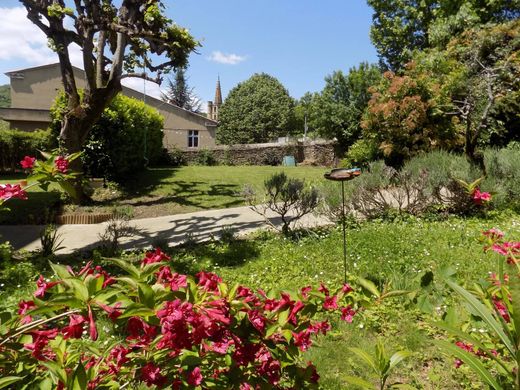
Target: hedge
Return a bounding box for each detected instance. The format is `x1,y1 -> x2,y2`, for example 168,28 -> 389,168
0,129 -> 54,172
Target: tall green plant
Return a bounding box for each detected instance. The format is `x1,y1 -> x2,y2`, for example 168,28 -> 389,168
435,229 -> 520,389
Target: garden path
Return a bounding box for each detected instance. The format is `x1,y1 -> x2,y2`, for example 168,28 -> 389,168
0,205 -> 331,255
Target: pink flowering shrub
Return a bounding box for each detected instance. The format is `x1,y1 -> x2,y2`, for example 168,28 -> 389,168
0,249 -> 363,389
436,229 -> 520,389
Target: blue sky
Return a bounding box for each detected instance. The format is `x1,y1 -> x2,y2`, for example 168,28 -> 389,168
0,1 -> 378,106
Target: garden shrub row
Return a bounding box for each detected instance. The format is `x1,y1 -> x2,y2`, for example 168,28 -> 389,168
322,148 -> 520,220
0,129 -> 54,172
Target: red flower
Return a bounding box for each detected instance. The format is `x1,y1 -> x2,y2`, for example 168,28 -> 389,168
323,295 -> 338,310
20,156 -> 36,169
293,330 -> 312,351
88,305 -> 98,341
142,248 -> 170,266
248,310 -> 267,333
54,155 -> 69,173
187,367 -> 203,386
170,273 -> 188,291
318,283 -> 329,296
288,300 -> 305,326
341,306 -> 356,323
34,275 -> 59,298
310,320 -> 331,335
140,363 -> 167,387
62,314 -> 86,339
18,300 -> 35,324
24,328 -> 58,360
472,188 -> 491,205
300,286 -> 312,299
109,345 -> 131,367
492,297 -> 510,323
97,302 -> 123,321
196,271 -> 222,292
483,228 -> 504,240
0,184 -> 28,201
342,283 -> 353,294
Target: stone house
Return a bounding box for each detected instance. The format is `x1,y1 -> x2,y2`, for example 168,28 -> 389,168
0,63 -> 218,149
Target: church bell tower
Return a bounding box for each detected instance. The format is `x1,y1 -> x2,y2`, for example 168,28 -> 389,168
207,77 -> 222,121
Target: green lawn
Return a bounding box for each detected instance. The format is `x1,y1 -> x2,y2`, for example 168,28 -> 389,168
0,165 -> 327,224
0,210 -> 518,388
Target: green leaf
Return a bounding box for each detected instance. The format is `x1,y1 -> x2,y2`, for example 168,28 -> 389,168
179,350 -> 202,367
105,258 -> 140,279
508,273 -> 520,346
348,347 -> 378,373
49,262 -> 73,280
342,375 -> 373,389
118,304 -> 155,319
435,340 -> 502,390
389,350 -> 412,371
0,377 -> 25,389
67,279 -> 90,302
447,280 -> 515,358
72,362 -> 87,390
416,294 -> 434,313
357,277 -> 380,298
85,274 -> 103,296
138,283 -> 155,308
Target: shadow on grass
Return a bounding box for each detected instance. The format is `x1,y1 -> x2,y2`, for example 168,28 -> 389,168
0,191 -> 62,225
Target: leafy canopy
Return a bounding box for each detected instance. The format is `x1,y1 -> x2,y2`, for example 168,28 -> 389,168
217,73 -> 295,144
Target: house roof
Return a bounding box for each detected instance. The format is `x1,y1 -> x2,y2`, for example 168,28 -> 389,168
5,63 -> 218,126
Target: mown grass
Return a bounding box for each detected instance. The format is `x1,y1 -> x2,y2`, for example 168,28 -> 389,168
0,165 -> 327,223
1,211 -> 517,388
166,211 -> 519,389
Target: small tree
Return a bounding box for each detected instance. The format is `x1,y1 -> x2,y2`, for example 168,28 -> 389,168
244,172 -> 320,236
20,1 -> 198,202
161,67 -> 202,113
217,74 -> 295,144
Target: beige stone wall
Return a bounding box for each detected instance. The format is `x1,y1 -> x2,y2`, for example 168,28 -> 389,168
173,140 -> 337,166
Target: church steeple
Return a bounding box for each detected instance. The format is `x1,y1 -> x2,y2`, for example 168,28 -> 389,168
214,76 -> 222,106
207,76 -> 222,121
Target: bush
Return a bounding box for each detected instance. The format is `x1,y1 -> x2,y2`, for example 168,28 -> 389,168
341,138 -> 380,168
195,148 -> 217,166
165,146 -> 186,167
483,148 -> 520,209
0,129 -> 54,172
50,93 -> 164,181
0,249 -> 363,388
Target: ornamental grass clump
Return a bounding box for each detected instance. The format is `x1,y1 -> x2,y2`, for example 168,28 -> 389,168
0,248 -> 364,389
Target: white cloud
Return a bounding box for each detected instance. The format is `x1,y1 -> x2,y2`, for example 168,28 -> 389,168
207,51 -> 247,65
0,6 -> 83,67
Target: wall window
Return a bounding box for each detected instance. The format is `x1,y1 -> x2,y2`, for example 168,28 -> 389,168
188,130 -> 199,148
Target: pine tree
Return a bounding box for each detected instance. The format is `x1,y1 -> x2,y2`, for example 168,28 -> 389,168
161,68 -> 202,113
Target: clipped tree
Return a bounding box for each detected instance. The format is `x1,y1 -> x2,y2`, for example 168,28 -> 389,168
301,63 -> 381,152
50,93 -> 164,181
217,73 -> 295,144
20,1 -> 198,201
161,67 -> 202,113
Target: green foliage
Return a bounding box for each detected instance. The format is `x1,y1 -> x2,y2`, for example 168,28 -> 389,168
0,84 -> 10,108
302,63 -> 382,152
161,67 -> 202,113
195,148 -> 217,166
342,138 -> 380,168
246,172 -> 320,236
50,93 -> 164,181
362,69 -> 462,167
217,73 -> 295,144
164,146 -> 186,167
39,225 -> 64,257
367,0 -> 519,70
0,129 -> 54,172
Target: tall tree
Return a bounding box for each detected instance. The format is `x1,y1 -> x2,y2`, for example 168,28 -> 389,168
20,1 -> 198,201
300,63 -> 381,151
367,0 -> 520,71
217,73 -> 295,144
161,68 -> 202,113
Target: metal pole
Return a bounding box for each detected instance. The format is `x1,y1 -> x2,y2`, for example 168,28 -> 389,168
341,180 -> 347,283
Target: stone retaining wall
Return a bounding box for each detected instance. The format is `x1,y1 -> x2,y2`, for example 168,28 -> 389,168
173,140 -> 337,166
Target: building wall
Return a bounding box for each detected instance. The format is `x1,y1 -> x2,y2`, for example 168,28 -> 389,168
5,64 -> 217,148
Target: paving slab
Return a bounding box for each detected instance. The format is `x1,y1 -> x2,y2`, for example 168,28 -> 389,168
0,205 -> 331,255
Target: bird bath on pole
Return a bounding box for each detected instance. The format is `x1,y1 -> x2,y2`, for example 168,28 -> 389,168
324,168 -> 361,283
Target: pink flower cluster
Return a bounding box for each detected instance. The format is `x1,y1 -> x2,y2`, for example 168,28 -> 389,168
16,248 -> 359,388
54,155 -> 69,173
472,188 -> 491,206
0,183 -> 27,201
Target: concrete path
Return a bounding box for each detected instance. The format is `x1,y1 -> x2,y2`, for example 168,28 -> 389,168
0,205 -> 331,255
